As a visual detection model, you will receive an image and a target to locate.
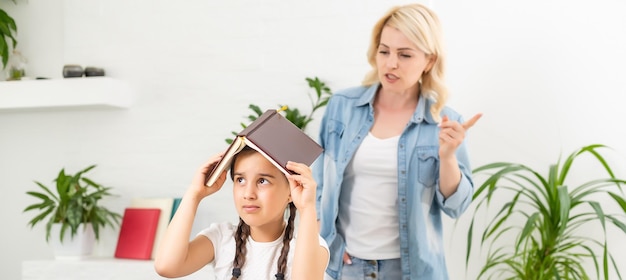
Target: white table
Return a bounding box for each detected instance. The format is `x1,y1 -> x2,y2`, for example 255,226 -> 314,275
22,258 -> 214,280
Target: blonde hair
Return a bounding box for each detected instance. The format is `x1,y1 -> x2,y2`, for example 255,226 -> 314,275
363,3 -> 448,122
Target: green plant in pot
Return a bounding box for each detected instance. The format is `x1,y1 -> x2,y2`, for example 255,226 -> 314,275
465,144 -> 626,279
23,165 -> 122,254
0,6 -> 18,69
225,76 -> 332,143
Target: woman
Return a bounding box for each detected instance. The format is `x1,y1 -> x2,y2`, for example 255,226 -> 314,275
314,3 -> 481,279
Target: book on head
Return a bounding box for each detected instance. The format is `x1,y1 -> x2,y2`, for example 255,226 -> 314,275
204,109 -> 323,187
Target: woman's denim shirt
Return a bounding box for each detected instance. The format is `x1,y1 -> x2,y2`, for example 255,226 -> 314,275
314,84 -> 474,280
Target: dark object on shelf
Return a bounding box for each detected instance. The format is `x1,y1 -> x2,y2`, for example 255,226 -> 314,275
63,64 -> 84,78
84,66 -> 105,77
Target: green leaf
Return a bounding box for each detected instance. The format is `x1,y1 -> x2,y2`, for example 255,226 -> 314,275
516,212 -> 539,249
0,35 -> 8,68
556,185 -> 571,235
0,9 -> 18,31
35,181 -> 59,202
609,253 -> 624,280
248,104 -> 263,117
23,200 -> 55,212
465,216 -> 474,267
27,207 -> 54,228
588,201 -> 606,229
25,191 -> 51,201
608,192 -> 626,212
606,216 -> 626,235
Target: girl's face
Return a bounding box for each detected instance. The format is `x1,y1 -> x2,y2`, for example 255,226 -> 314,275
232,151 -> 291,237
376,25 -> 433,95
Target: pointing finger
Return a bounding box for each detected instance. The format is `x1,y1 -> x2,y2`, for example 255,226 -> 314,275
462,113 -> 483,130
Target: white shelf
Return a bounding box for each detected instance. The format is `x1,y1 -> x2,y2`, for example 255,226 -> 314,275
0,77 -> 133,112
23,258 -> 215,280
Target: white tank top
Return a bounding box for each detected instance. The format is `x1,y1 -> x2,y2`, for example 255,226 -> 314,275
338,132 -> 400,259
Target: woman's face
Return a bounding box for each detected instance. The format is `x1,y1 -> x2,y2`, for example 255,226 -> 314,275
376,25 -> 433,95
232,151 -> 291,231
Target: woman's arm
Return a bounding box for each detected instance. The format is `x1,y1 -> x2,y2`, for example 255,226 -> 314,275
438,114 -> 482,197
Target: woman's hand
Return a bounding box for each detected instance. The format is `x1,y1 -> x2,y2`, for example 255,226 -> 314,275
186,152 -> 227,200
286,161 -> 317,211
438,113 -> 482,159
343,252 -> 352,265
438,113 -> 482,197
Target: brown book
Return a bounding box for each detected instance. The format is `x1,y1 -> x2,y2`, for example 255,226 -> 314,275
205,109 -> 323,187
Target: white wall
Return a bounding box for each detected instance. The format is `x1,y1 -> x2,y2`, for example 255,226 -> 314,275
1,0 -> 625,279
437,1 -> 626,278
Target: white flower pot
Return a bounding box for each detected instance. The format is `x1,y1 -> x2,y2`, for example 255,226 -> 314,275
49,223 -> 96,260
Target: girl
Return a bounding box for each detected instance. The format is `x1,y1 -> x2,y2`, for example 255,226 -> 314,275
155,147 -> 329,279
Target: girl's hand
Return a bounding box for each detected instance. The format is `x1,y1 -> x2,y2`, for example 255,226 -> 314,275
438,113 -> 482,159
187,152 -> 227,200
286,161 -> 316,211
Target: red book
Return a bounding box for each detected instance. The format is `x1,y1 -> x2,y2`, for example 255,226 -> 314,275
114,208 -> 161,260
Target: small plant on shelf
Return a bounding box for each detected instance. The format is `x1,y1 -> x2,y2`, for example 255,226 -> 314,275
0,3 -> 18,69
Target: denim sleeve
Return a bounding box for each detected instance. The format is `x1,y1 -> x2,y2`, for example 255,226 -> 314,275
434,113 -> 475,218
435,171 -> 473,218
314,104 -> 331,221
313,155 -> 324,221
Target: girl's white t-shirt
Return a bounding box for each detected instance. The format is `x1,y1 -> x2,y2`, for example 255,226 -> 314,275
198,222 -> 328,280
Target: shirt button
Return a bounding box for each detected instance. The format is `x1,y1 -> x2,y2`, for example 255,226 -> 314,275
369,273 -> 377,278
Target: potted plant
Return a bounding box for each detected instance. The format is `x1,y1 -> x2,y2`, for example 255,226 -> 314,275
464,144 -> 626,279
23,165 -> 122,258
0,4 -> 18,69
226,76 -> 333,143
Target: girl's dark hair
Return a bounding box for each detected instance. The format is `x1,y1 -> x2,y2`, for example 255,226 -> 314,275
229,146 -> 298,279
275,202 -> 297,279
230,218 -> 250,280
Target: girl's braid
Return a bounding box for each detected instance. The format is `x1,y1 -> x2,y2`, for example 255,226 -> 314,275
275,202 -> 297,279
231,218 -> 250,279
